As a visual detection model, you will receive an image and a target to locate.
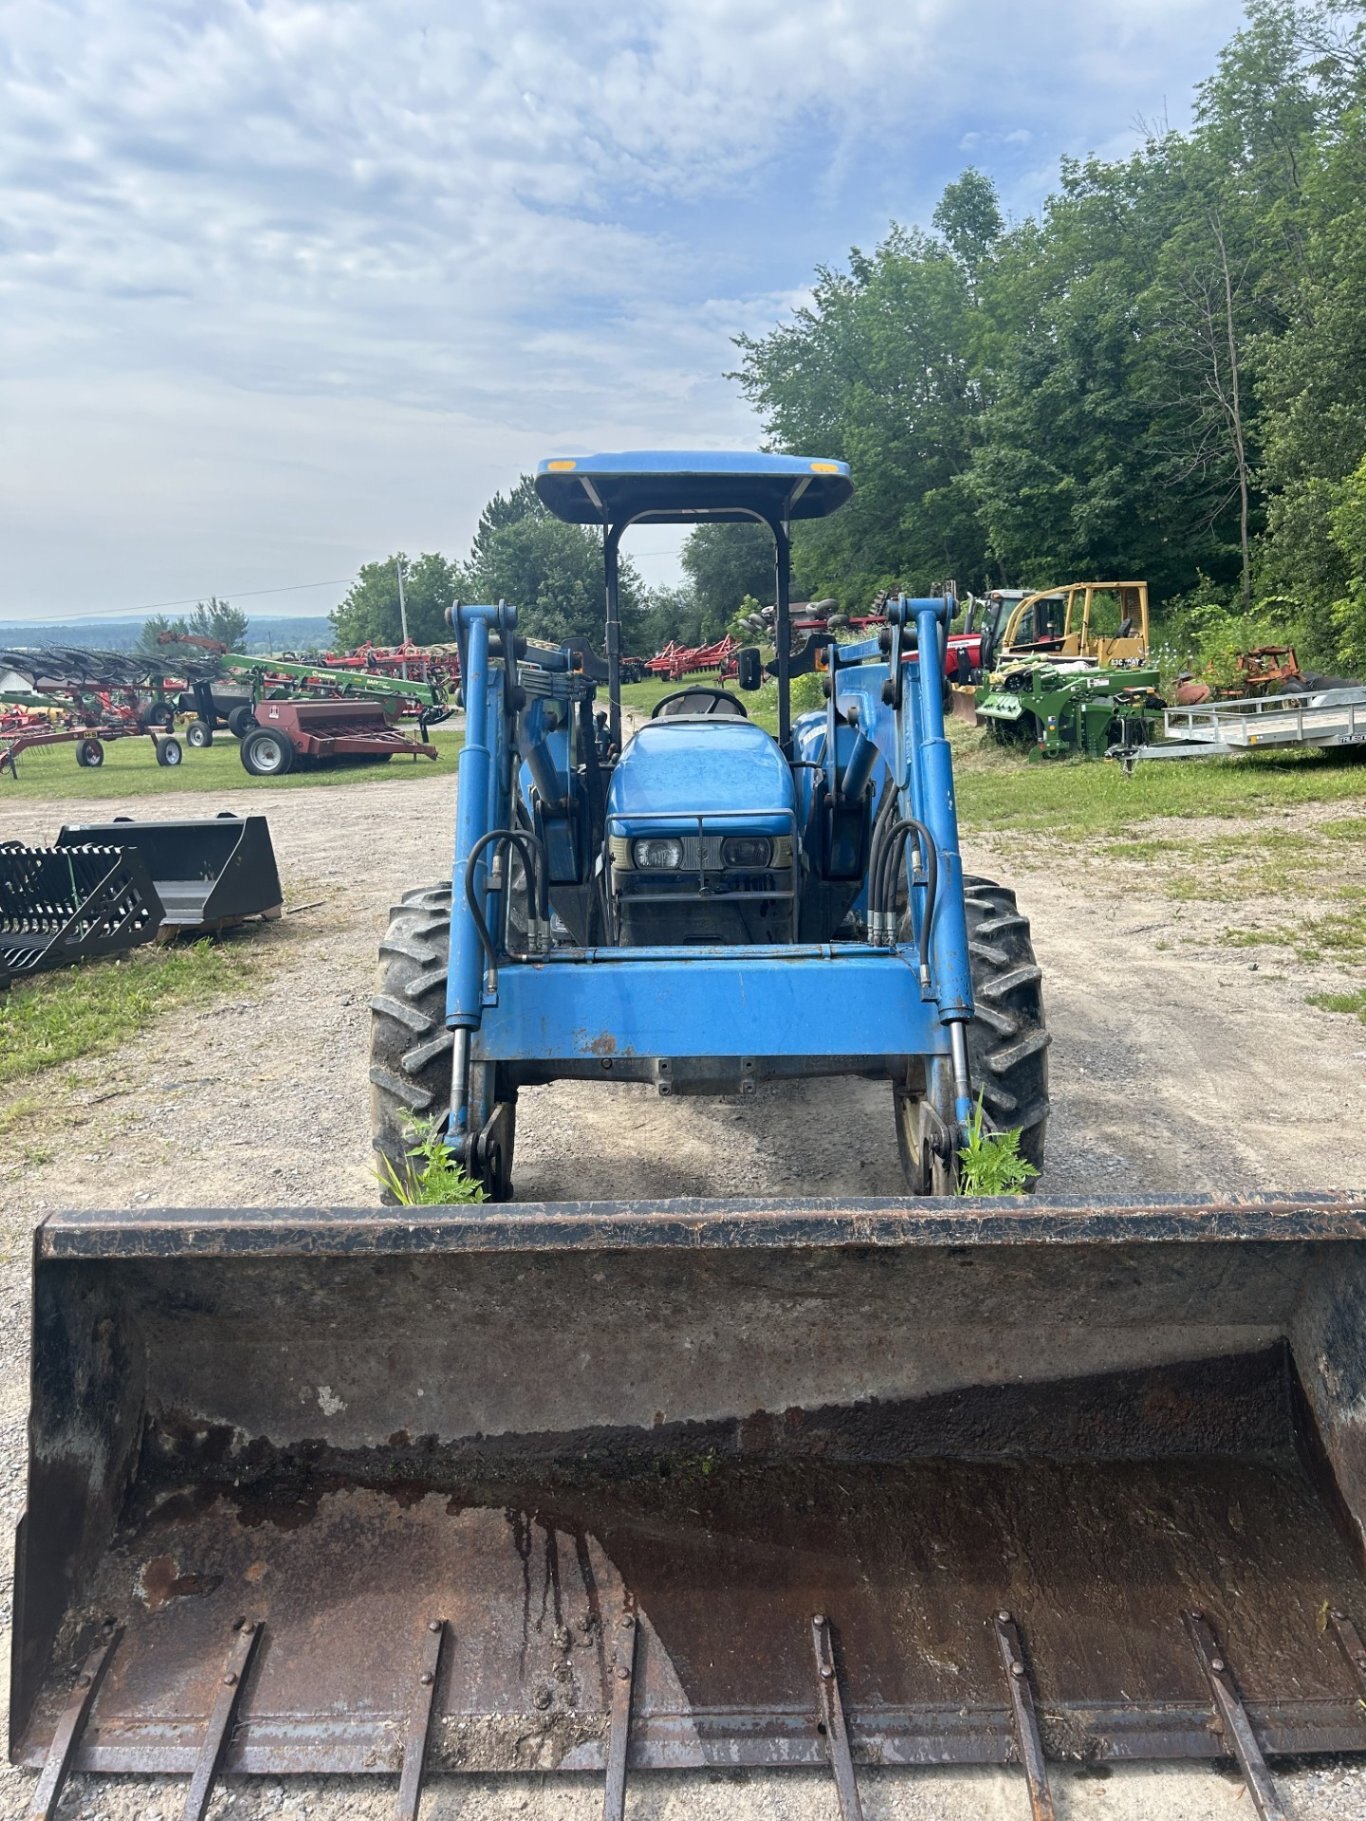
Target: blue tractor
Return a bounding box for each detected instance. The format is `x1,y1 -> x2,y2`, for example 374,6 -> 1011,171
370,452 -> 1049,1196
18,456 -> 1366,1819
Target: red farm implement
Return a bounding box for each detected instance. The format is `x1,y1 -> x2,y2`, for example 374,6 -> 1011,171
238,698 -> 440,776
1,722 -> 185,779
646,634 -> 739,681
317,640 -> 462,689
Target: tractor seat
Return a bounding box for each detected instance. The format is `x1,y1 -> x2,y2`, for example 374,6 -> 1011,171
652,687 -> 748,719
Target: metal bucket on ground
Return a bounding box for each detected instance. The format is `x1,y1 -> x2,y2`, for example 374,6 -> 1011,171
54,815 -> 282,934
12,1194 -> 1366,1817
0,844 -> 163,983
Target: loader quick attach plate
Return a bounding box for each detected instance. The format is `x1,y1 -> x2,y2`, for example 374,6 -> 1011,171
14,1196 -> 1366,1817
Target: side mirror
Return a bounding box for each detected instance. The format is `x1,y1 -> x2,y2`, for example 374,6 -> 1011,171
737,647 -> 763,691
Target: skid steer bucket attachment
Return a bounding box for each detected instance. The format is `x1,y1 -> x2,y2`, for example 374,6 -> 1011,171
0,843 -> 163,984
13,1195 -> 1366,1814
55,814 -> 282,934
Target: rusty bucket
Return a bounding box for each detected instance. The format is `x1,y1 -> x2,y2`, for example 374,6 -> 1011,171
12,1194 -> 1366,1816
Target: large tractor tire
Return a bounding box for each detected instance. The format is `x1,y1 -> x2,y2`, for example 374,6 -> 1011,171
895,873 -> 1049,1193
369,883 -> 516,1202
961,873 -> 1050,1171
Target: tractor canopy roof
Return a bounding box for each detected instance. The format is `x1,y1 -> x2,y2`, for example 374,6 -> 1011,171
534,451 -> 853,526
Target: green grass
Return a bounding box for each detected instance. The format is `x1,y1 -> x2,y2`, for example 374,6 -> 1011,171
619,670 -> 821,738
1219,905 -> 1366,965
1308,987 -> 1366,1022
950,722 -> 1366,838
618,676 -> 711,718
1,722 -> 462,802
0,940 -> 260,1088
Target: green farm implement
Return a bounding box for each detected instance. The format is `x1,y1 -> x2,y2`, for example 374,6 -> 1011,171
975,660 -> 1164,758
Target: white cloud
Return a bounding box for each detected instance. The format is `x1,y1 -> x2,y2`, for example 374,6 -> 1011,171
0,0 -> 1246,615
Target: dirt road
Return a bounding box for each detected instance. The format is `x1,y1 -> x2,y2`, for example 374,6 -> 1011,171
3,770 -> 1365,1818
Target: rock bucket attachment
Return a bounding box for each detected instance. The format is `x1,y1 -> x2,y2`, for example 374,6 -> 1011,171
55,815 -> 282,935
13,1195 -> 1366,1816
0,843 -> 163,984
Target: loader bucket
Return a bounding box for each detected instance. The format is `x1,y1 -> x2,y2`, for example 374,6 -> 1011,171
0,843 -> 163,984
13,1195 -> 1366,1814
55,814 -> 282,934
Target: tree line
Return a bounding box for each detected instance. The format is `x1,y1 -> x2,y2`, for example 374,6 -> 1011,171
328,480 -> 786,658
329,3 -> 1364,674
735,0 -> 1366,672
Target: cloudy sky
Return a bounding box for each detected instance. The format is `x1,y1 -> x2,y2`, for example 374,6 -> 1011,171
1,0 -> 1249,622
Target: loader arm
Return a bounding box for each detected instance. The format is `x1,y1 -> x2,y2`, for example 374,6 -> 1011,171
440,590 -> 977,1185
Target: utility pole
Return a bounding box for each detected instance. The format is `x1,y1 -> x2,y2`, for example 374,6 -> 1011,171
396,556 -> 410,679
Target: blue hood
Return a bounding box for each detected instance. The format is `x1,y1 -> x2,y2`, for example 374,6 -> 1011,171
607,719 -> 795,835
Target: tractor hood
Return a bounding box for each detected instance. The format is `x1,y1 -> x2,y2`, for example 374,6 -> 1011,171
608,718 -> 796,836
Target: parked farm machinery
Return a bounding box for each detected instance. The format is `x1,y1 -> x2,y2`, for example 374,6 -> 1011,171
152,634 -> 451,746
645,633 -> 739,681
237,697 -> 441,775
0,645 -> 208,772
1,719 -> 186,778
976,660 -> 1166,758
0,814 -> 280,987
15,457 -> 1366,1821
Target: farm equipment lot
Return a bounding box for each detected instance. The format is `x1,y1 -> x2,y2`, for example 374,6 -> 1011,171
2,749 -> 1366,1821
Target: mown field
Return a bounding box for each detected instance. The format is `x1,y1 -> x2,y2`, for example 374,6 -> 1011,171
0,720 -> 463,802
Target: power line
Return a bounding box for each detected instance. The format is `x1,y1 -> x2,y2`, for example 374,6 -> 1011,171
3,542 -> 690,628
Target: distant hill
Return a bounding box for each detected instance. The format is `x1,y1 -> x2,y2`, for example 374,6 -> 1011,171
0,615 -> 335,655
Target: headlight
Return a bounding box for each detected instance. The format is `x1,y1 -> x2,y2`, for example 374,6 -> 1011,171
632,837 -> 684,869
721,836 -> 773,868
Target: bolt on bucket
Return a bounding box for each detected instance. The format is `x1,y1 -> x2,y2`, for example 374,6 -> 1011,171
12,1195 -> 1366,1816
55,814 -> 282,934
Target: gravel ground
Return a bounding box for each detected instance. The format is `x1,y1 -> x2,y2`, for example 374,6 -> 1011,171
2,768 -> 1366,1819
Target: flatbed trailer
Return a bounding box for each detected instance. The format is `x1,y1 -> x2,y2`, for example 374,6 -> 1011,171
1132,683 -> 1366,761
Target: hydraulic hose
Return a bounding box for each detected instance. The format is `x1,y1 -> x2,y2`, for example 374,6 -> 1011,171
464,827 -> 548,966
875,816 -> 939,985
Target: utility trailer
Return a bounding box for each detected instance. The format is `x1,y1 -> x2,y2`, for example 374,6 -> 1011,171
1130,682 -> 1366,762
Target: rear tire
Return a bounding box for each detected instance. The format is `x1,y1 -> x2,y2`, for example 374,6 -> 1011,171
186,719 -> 213,749
75,738 -> 104,768
155,736 -> 183,767
240,726 -> 296,776
227,705 -> 256,740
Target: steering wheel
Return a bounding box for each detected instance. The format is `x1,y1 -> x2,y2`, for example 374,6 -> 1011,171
650,687 -> 749,720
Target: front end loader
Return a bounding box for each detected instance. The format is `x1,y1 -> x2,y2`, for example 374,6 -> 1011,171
13,455 -> 1366,1821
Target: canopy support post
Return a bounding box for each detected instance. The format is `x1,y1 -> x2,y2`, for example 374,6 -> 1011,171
771,516 -> 792,749
604,525 -> 624,755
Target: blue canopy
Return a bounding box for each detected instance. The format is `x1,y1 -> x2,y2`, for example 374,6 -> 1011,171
534,450 -> 853,526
